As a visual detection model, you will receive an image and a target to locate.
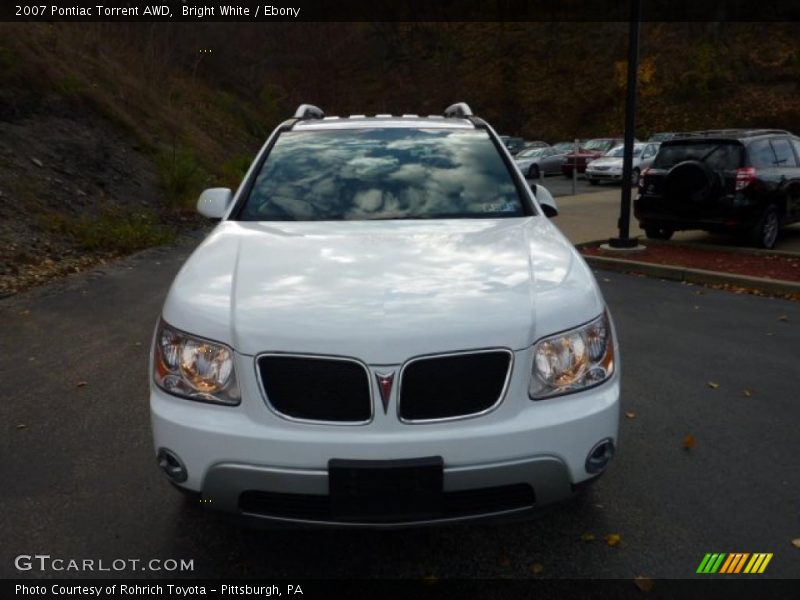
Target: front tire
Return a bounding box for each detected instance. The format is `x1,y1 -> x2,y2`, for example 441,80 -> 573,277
528,164 -> 540,179
750,204 -> 780,249
588,179 -> 599,186
644,226 -> 674,240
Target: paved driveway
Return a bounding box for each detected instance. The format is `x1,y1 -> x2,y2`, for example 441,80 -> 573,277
2,237 -> 799,579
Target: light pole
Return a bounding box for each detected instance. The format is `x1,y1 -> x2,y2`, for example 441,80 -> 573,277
609,0 -> 642,249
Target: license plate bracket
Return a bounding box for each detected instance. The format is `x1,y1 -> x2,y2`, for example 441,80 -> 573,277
328,457 -> 444,522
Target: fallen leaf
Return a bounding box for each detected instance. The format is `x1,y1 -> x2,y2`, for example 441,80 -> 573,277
16,424 -> 27,430
791,538 -> 800,549
580,532 -> 595,542
682,434 -> 696,450
625,411 -> 636,419
743,389 -> 753,398
707,381 -> 720,389
422,574 -> 438,583
529,563 -> 544,575
19,309 -> 31,316
778,315 -> 789,322
605,533 -> 621,547
633,576 -> 654,592
76,381 -> 88,388
134,341 -> 142,346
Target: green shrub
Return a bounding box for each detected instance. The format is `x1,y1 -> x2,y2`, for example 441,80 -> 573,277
43,208 -> 175,254
156,147 -> 206,210
221,154 -> 253,190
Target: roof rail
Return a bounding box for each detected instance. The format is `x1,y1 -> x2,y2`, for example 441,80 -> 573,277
677,128 -> 791,138
444,102 -> 473,119
293,104 -> 325,120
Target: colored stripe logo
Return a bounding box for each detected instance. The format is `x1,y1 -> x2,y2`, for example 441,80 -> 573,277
696,553 -> 773,574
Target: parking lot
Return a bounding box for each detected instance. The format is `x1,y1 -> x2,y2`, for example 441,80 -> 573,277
531,177 -> 800,253
3,215 -> 799,579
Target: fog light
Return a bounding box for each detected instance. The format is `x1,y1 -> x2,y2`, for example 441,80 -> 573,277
157,448 -> 188,483
585,438 -> 615,474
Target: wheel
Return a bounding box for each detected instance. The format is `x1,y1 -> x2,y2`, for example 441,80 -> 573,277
588,179 -> 599,186
750,204 -> 780,249
644,226 -> 674,240
528,164 -> 540,179
631,168 -> 640,186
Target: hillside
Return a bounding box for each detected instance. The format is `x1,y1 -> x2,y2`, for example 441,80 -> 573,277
1,21 -> 799,295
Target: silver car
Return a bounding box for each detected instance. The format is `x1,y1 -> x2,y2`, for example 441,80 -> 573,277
514,146 -> 567,179
585,142 -> 660,185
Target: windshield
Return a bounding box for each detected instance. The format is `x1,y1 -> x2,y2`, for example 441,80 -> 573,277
583,139 -> 615,151
605,145 -> 644,158
517,147 -> 544,158
652,141 -> 744,170
237,128 -> 527,221
551,142 -> 574,153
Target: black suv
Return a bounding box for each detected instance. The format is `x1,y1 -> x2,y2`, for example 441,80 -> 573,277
634,129 -> 800,248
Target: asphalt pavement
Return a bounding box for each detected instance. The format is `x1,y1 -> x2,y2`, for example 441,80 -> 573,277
536,180 -> 800,253
2,230 -> 799,580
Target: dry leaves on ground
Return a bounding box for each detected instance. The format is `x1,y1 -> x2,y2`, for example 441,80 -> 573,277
76,381 -> 88,388
743,389 -> 753,397
580,532 -> 596,542
625,411 -> 636,419
604,533 -> 621,547
707,381 -> 720,389
633,576 -> 654,592
529,563 -> 544,575
791,538 -> 800,549
682,434 -> 696,450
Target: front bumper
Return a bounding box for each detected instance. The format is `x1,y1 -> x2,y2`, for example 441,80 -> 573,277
150,347 -> 620,526
586,170 -> 622,181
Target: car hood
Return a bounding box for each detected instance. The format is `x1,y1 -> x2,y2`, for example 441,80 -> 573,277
163,218 -> 604,364
588,157 -> 623,167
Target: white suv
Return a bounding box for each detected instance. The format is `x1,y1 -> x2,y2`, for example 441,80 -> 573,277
150,103 -> 620,527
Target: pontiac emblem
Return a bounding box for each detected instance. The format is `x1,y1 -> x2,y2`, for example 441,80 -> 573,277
375,372 -> 395,414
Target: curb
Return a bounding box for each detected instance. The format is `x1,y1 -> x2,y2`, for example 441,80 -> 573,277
638,237 -> 800,259
581,254 -> 800,297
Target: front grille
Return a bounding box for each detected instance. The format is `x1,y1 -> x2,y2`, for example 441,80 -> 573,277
257,355 -> 371,422
399,350 -> 512,421
239,484 -> 534,523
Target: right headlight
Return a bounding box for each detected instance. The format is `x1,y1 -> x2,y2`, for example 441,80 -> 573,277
529,312 -> 615,399
153,320 -> 240,405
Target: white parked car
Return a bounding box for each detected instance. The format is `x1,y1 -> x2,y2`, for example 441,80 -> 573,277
585,142 -> 660,185
150,103 -> 620,527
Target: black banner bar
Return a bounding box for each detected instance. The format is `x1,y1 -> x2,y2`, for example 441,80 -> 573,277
2,0 -> 800,23
5,579 -> 800,600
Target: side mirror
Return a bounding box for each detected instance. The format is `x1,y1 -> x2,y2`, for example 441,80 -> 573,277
530,182 -> 558,218
197,188 -> 233,219
541,204 -> 558,218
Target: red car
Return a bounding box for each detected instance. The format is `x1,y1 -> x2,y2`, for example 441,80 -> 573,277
561,138 -> 626,177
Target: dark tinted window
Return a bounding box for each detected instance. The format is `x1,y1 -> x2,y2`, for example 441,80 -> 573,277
748,139 -> 778,168
792,139 -> 800,163
652,142 -> 744,170
770,138 -> 797,167
238,128 -> 526,221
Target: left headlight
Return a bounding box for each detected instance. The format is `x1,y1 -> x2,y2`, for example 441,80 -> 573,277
529,312 -> 615,399
153,320 -> 240,405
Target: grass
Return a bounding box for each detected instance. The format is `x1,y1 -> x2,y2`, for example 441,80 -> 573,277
155,146 -> 207,210
42,208 -> 176,254
221,154 -> 253,190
